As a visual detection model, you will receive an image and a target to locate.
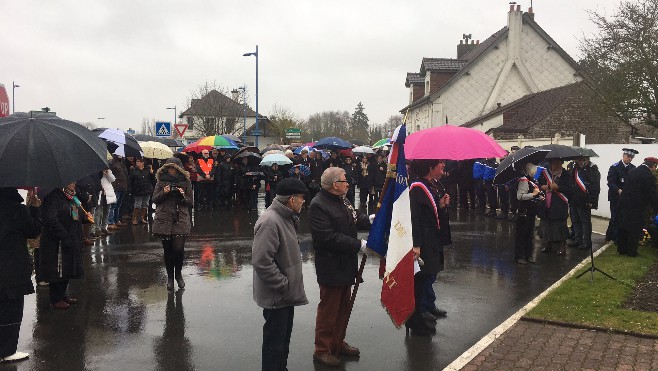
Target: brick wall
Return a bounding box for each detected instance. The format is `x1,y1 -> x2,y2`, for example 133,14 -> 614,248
429,71 -> 456,94
412,84 -> 424,103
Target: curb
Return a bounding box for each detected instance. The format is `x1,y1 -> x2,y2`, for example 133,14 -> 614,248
519,316 -> 658,340
443,239 -> 614,371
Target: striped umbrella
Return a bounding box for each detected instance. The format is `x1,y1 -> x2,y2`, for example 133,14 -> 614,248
183,135 -> 238,152
372,138 -> 391,148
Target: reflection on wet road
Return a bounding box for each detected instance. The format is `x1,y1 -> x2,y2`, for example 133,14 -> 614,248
6,205 -> 604,371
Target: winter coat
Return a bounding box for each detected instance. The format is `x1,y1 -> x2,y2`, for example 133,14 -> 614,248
76,174 -> 101,210
252,199 -> 308,309
100,169 -> 117,205
570,162 -> 601,208
617,164 -> 658,234
0,188 -> 41,300
264,167 -> 283,193
151,162 -> 193,236
537,168 -> 574,221
110,158 -> 129,192
357,161 -> 373,190
342,163 -> 358,188
218,160 -> 236,195
309,190 -> 371,286
39,189 -> 86,282
371,161 -> 387,191
607,161 -> 635,202
129,166 -> 155,196
410,179 -> 445,275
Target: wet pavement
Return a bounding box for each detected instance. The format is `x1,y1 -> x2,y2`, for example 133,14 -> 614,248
4,199 -> 605,371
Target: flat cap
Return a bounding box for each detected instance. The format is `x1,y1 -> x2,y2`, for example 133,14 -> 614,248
276,178 -> 308,196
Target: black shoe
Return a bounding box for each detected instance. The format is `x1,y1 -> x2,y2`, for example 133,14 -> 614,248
405,321 -> 434,336
428,306 -> 447,318
176,277 -> 185,290
566,239 -> 580,247
167,278 -> 174,291
420,312 -> 437,322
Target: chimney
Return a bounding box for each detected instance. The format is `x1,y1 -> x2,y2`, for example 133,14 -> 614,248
231,89 -> 239,102
507,3 -> 523,61
527,6 -> 534,19
457,33 -> 477,59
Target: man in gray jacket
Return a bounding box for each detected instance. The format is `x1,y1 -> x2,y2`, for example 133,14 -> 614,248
252,178 -> 309,371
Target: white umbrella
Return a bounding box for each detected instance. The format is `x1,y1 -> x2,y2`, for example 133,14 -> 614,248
261,153 -> 293,166
352,146 -> 375,155
139,141 -> 174,159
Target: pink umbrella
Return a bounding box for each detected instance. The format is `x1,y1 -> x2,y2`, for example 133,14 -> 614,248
405,125 -> 507,160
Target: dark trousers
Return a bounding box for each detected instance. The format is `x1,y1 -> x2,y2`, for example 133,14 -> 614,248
262,306 -> 295,371
346,188 -> 355,207
617,227 -> 641,256
162,236 -> 186,280
498,185 -> 509,214
248,189 -> 258,209
0,296 -> 24,358
420,273 -> 436,312
458,181 -> 475,209
571,206 -> 592,247
265,187 -> 274,208
514,214 -> 535,260
474,179 -> 486,209
197,182 -> 213,207
358,187 -> 369,209
445,182 -> 457,209
509,186 -> 519,214
315,285 -> 351,354
485,180 -> 498,209
606,199 -> 619,242
49,280 -> 69,304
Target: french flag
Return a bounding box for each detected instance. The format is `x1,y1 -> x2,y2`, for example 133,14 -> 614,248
367,124 -> 416,328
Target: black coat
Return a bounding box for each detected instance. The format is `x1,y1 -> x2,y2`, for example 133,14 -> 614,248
342,163 -> 358,188
39,189 -> 86,282
218,161 -> 236,195
571,162 -> 601,208
264,167 -> 283,193
357,161 -> 373,190
371,161 -> 387,191
537,168 -> 574,221
309,190 -> 371,286
76,174 -> 101,210
607,161 -> 636,202
0,189 -> 41,300
129,167 -> 155,196
617,164 -> 658,233
410,179 -> 445,274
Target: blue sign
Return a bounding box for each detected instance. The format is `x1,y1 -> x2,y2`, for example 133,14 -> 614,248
126,129 -> 136,135
155,122 -> 171,138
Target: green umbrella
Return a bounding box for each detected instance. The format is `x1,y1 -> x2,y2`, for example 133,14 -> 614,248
372,138 -> 391,148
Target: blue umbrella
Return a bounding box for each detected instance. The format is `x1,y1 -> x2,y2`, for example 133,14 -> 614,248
314,137 -> 351,150
289,164 -> 311,177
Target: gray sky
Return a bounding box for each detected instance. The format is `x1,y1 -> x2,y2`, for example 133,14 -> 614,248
1,0 -> 611,131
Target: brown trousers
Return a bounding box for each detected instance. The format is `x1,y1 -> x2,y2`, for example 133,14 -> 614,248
315,285 -> 352,354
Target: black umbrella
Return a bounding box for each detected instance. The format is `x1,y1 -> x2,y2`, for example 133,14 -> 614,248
233,151 -> 262,165
93,128 -> 143,158
493,147 -> 551,185
261,144 -> 285,154
539,144 -> 582,160
575,147 -> 599,158
233,146 -> 260,160
314,136 -> 352,150
0,112 -> 108,188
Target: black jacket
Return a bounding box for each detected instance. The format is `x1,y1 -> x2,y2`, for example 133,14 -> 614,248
410,179 -> 445,274
0,189 -> 41,300
357,161 -> 373,190
371,161 -> 387,191
309,190 -> 371,286
342,163 -> 358,188
607,161 -> 635,202
537,168 -> 574,221
571,162 -> 601,208
617,164 -> 658,233
129,167 -> 155,196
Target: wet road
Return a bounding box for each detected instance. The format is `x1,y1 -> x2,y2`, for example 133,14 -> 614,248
4,200 -> 604,371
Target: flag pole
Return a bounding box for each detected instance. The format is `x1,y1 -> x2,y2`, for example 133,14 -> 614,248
334,113 -> 409,357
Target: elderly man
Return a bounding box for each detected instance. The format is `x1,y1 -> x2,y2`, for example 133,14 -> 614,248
606,148 -> 638,242
616,157 -> 658,257
309,167 -> 371,367
252,178 -> 309,371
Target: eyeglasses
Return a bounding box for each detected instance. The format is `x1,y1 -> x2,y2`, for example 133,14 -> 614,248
334,180 -> 349,184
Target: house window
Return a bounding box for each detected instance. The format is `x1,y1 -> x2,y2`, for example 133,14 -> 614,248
187,116 -> 194,131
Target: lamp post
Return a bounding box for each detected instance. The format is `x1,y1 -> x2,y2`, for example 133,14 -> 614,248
166,106 -> 177,125
243,45 -> 259,147
166,106 -> 177,138
238,86 -> 247,143
12,81 -> 20,113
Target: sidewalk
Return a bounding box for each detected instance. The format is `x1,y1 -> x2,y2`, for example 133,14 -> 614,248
453,216 -> 658,371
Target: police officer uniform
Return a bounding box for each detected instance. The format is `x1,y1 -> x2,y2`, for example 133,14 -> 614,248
605,148 -> 638,242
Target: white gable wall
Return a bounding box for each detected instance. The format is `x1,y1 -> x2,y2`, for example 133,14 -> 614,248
407,8 -> 582,133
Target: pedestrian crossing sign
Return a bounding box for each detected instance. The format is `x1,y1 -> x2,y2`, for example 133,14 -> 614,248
155,121 -> 171,138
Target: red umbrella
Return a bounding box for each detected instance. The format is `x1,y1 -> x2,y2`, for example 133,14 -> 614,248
405,125 -> 507,160
182,139 -> 213,153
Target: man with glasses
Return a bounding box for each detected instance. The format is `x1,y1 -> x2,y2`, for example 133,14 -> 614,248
606,148 -> 638,242
252,178 -> 309,371
309,167 -> 372,367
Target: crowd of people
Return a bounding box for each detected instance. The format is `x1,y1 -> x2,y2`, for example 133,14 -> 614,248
3,140 -> 658,369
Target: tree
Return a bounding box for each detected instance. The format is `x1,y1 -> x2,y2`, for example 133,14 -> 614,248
304,111 -> 350,141
579,0 -> 658,126
269,104 -> 303,140
183,81 -> 246,137
139,117 -> 155,136
368,115 -> 402,144
350,102 -> 370,143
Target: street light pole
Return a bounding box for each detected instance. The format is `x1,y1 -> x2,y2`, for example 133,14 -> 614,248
166,106 -> 177,137
12,81 -> 20,113
243,45 -> 259,147
238,86 -> 247,143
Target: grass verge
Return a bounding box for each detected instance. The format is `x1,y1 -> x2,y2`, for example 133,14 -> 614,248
525,243 -> 658,336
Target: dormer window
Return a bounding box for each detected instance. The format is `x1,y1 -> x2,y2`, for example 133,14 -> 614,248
425,80 -> 430,95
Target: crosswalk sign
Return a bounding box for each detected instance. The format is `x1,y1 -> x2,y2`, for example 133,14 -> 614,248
155,122 -> 171,138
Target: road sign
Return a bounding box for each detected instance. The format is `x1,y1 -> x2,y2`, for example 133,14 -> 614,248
250,129 -> 263,136
285,128 -> 301,139
0,84 -> 9,117
126,128 -> 136,135
174,123 -> 188,137
155,122 -> 171,138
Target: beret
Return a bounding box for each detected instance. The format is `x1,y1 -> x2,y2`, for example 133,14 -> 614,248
276,178 -> 308,196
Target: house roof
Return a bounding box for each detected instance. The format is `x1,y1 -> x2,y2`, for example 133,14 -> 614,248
401,13 -> 584,114
405,73 -> 424,87
180,90 -> 265,119
419,58 -> 469,76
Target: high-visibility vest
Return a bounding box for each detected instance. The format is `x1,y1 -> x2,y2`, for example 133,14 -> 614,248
197,158 -> 214,176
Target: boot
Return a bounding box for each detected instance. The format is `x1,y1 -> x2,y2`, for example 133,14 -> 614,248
140,208 -> 148,224
557,242 -> 567,255
131,208 -> 140,225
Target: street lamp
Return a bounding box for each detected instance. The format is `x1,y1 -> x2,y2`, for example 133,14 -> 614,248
166,106 -> 177,125
243,45 -> 259,147
12,81 -> 20,113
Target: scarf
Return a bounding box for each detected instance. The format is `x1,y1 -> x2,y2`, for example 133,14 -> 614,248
62,188 -> 80,221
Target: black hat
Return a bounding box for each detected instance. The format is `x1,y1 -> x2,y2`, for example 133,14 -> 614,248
276,178 -> 308,196
510,145 -> 520,151
622,148 -> 639,156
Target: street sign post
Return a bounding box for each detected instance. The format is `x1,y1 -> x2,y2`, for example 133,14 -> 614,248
155,122 -> 171,138
285,128 -> 301,140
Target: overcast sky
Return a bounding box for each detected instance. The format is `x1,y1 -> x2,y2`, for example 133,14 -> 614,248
1,0 -> 611,131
